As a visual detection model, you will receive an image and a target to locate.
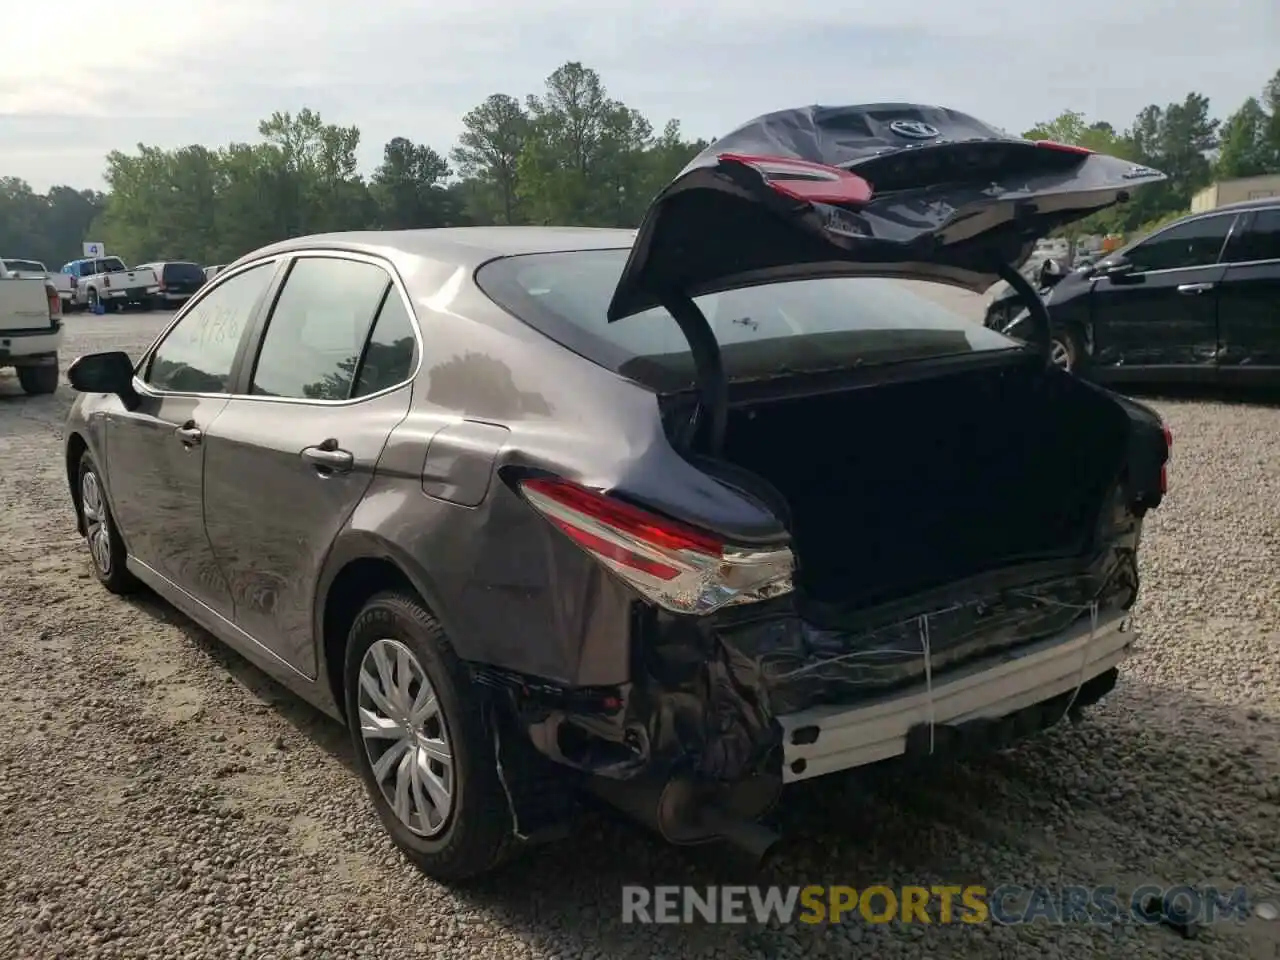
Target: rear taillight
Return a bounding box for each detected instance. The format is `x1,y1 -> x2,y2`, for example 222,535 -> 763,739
519,476 -> 794,615
45,283 -> 61,320
1160,423 -> 1172,495
717,153 -> 874,206
1033,140 -> 1094,155
103,275 -> 111,288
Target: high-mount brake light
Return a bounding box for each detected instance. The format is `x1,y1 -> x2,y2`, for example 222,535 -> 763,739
718,153 -> 874,206
1033,140 -> 1094,155
519,476 -> 794,616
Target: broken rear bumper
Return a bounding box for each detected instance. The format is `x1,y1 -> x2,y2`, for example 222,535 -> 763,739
486,520 -> 1141,841
778,607 -> 1130,781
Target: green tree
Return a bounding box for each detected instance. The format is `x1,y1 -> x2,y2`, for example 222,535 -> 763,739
370,137 -> 458,229
257,108 -> 368,236
450,94 -> 529,225
1215,97 -> 1276,180
0,178 -> 106,267
518,62 -> 634,225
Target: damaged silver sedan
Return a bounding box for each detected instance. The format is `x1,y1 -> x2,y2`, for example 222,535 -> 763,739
63,102 -> 1172,880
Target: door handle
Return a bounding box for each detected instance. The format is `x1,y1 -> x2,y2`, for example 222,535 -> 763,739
1177,282 -> 1215,295
175,423 -> 203,446
301,444 -> 354,474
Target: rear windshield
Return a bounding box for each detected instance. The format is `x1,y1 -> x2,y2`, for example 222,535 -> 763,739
476,248 -> 1018,390
162,262 -> 205,283
99,258 -> 127,273
3,260 -> 45,273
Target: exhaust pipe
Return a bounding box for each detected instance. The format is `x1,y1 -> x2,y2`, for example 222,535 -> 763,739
588,773 -> 783,866
698,806 -> 783,864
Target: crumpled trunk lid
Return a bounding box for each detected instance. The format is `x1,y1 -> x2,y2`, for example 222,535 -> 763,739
607,102 -> 1164,322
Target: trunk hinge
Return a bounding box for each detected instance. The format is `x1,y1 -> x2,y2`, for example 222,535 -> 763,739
658,289 -> 728,457
996,263 -> 1054,362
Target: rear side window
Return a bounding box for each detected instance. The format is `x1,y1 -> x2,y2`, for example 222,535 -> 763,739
475,248 -> 1016,391
1231,208 -> 1280,263
249,256 -> 394,401
353,291 -> 418,397
145,262 -> 276,393
163,262 -> 206,284
1127,215 -> 1234,272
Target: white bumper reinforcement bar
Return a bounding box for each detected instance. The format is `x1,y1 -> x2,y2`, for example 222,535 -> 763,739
777,609 -> 1132,783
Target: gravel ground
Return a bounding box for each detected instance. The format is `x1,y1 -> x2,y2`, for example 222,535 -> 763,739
1,308 -> 1278,960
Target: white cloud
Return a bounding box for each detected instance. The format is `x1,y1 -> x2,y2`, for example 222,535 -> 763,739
1,0 -> 1275,189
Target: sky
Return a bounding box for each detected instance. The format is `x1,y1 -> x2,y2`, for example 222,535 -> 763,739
1,0 -> 1276,192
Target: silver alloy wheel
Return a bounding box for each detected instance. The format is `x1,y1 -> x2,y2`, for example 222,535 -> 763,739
81,470 -> 112,575
1050,337 -> 1073,370
357,638 -> 454,837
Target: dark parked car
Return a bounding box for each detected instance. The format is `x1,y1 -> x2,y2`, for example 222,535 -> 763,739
990,199 -> 1280,381
136,260 -> 207,308
63,103 -> 1171,881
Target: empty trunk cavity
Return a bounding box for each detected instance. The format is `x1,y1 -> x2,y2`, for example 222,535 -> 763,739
720,359 -> 1132,609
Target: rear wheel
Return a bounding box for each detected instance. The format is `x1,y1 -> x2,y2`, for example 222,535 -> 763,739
344,592 -> 514,881
17,359 -> 59,395
86,288 -> 99,312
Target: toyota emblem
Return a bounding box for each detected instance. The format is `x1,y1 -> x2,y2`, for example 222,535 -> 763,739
889,120 -> 941,140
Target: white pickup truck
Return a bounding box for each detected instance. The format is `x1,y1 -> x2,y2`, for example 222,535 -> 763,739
63,256 -> 160,312
0,260 -> 63,394
2,258 -> 75,310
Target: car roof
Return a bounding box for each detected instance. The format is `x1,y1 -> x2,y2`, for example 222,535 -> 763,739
243,227 -> 636,272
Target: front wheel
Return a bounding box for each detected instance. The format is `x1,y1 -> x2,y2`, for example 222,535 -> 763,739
1049,328 -> 1083,373
17,359 -> 59,395
77,454 -> 140,594
344,592 -> 514,881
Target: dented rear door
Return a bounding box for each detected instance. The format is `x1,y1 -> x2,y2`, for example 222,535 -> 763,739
1089,212 -> 1237,377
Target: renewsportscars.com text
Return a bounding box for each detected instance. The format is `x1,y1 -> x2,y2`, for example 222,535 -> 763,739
621,884 -> 1257,926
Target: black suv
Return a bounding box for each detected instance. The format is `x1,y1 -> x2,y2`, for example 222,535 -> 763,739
992,198 -> 1280,384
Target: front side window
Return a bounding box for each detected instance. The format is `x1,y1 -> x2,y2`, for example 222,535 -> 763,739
249,256 -> 395,401
1126,215 -> 1235,272
145,262 -> 276,393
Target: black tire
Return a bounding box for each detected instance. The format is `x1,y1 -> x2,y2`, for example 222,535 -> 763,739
86,288 -> 99,312
344,592 -> 514,881
17,361 -> 59,395
76,454 -> 140,594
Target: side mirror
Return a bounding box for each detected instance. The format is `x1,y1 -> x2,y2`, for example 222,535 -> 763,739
67,351 -> 140,409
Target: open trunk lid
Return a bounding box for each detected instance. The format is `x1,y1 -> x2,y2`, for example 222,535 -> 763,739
607,103 -> 1164,322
